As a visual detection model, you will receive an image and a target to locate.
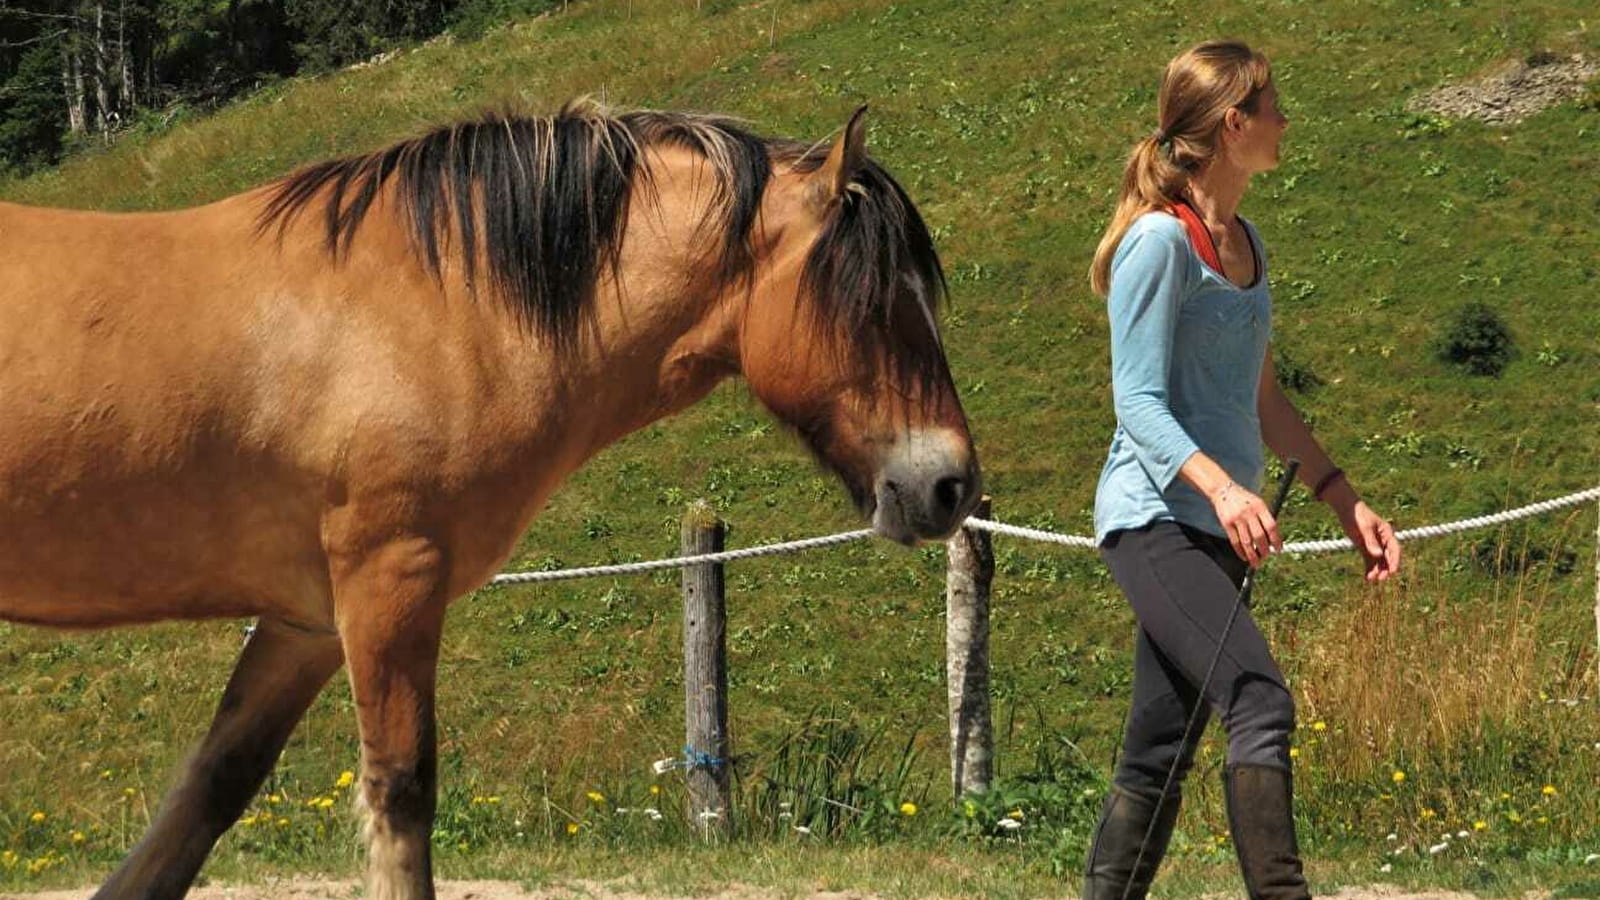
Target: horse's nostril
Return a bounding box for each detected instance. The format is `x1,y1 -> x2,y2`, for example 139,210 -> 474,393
933,474 -> 968,516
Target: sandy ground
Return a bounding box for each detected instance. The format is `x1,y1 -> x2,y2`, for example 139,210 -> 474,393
0,882 -> 1552,900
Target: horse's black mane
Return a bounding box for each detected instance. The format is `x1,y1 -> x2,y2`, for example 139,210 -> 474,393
257,99 -> 946,383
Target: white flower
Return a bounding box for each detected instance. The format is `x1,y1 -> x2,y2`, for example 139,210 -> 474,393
644,808 -> 663,821
778,811 -> 792,820
1379,864 -> 1392,873
779,801 -> 792,809
1584,853 -> 1600,865
1385,833 -> 1398,842
794,825 -> 812,835
1456,830 -> 1469,839
697,809 -> 721,821
997,817 -> 1022,831
1428,842 -> 1449,855
651,759 -> 676,775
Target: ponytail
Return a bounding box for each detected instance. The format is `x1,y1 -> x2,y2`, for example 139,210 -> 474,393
1088,40 -> 1272,297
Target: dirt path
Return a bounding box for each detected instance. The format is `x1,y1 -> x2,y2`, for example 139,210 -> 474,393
0,882 -> 1552,900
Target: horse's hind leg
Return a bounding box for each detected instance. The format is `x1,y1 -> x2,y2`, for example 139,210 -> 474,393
334,537 -> 449,900
92,617 -> 343,900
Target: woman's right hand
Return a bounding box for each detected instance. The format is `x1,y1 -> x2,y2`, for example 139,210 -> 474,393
1212,481 -> 1282,568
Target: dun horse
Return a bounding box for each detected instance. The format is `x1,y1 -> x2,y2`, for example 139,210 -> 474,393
0,100 -> 980,898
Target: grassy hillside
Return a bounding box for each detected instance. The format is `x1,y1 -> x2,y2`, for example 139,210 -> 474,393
1,0 -> 1597,894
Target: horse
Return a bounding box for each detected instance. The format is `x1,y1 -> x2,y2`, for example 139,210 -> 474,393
0,98 -> 980,899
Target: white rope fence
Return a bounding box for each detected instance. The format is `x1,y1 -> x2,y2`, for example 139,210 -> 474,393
490,485 -> 1600,585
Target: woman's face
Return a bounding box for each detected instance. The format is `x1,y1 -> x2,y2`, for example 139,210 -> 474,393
1228,80 -> 1290,173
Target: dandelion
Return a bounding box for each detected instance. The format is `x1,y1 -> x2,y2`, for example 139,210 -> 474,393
1541,784 -> 1557,797
1391,771 -> 1406,784
276,818 -> 289,827
1500,792 -> 1511,800
900,802 -> 918,817
267,793 -> 282,804
1289,748 -> 1300,760
317,797 -> 335,810
586,791 -> 606,804
1007,809 -> 1024,820
649,784 -> 661,796
1473,821 -> 1487,831
1536,816 -> 1548,824
1420,808 -> 1436,820
566,822 -> 579,835
1312,721 -> 1327,732
71,831 -> 85,844
100,769 -> 113,780
123,787 -> 136,798
28,811 -> 45,824
335,770 -> 355,789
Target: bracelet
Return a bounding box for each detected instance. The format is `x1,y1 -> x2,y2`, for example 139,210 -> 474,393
1312,468 -> 1346,502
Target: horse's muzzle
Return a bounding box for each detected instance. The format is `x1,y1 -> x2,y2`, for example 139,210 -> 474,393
869,430 -> 982,545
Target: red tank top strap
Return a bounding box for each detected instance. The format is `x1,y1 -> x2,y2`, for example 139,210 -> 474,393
1168,199 -> 1224,274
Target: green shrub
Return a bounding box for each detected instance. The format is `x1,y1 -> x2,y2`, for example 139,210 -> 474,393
1433,302 -> 1516,376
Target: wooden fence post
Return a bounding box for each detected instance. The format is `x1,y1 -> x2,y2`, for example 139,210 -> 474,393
946,496 -> 994,798
682,500 -> 732,838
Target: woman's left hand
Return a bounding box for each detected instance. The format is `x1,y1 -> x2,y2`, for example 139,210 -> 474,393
1337,501 -> 1401,582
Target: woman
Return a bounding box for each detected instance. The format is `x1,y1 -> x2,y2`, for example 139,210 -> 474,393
1083,40 -> 1402,900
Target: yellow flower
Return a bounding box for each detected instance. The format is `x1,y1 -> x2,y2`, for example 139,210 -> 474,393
1500,792 -> 1511,800
1507,811 -> 1522,824
586,791 -> 606,804
487,796 -> 501,804
267,793 -> 282,804
1541,785 -> 1556,797
99,768 -> 113,780
71,831 -> 85,844
1420,808 -> 1436,820
963,799 -> 977,819
335,770 -> 355,789
276,817 -> 289,827
1473,820 -> 1487,831
566,822 -> 580,835
1391,770 -> 1406,784
306,797 -> 321,808
123,787 -> 136,798
28,811 -> 45,824
899,802 -> 918,817
1289,748 -> 1300,759
650,784 -> 661,796
1312,721 -> 1327,732
317,797 -> 335,810
1007,809 -> 1024,820
1536,816 -> 1548,824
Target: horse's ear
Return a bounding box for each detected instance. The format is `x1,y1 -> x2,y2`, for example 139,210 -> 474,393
817,105 -> 869,200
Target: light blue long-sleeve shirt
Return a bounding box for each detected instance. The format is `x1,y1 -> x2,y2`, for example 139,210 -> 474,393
1093,211 -> 1273,544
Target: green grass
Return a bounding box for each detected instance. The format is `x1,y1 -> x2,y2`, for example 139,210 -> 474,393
2,0 -> 1599,894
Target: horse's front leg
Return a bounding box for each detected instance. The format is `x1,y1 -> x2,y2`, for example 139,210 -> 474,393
92,616 -> 344,900
334,535 -> 450,900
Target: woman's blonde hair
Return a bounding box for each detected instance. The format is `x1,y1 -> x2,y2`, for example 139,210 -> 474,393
1089,40 -> 1273,296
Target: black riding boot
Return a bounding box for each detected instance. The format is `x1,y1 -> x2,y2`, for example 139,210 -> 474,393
1082,786 -> 1182,900
1223,764 -> 1312,900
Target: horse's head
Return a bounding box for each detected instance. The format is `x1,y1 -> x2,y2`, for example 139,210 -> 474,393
735,108 -> 981,544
